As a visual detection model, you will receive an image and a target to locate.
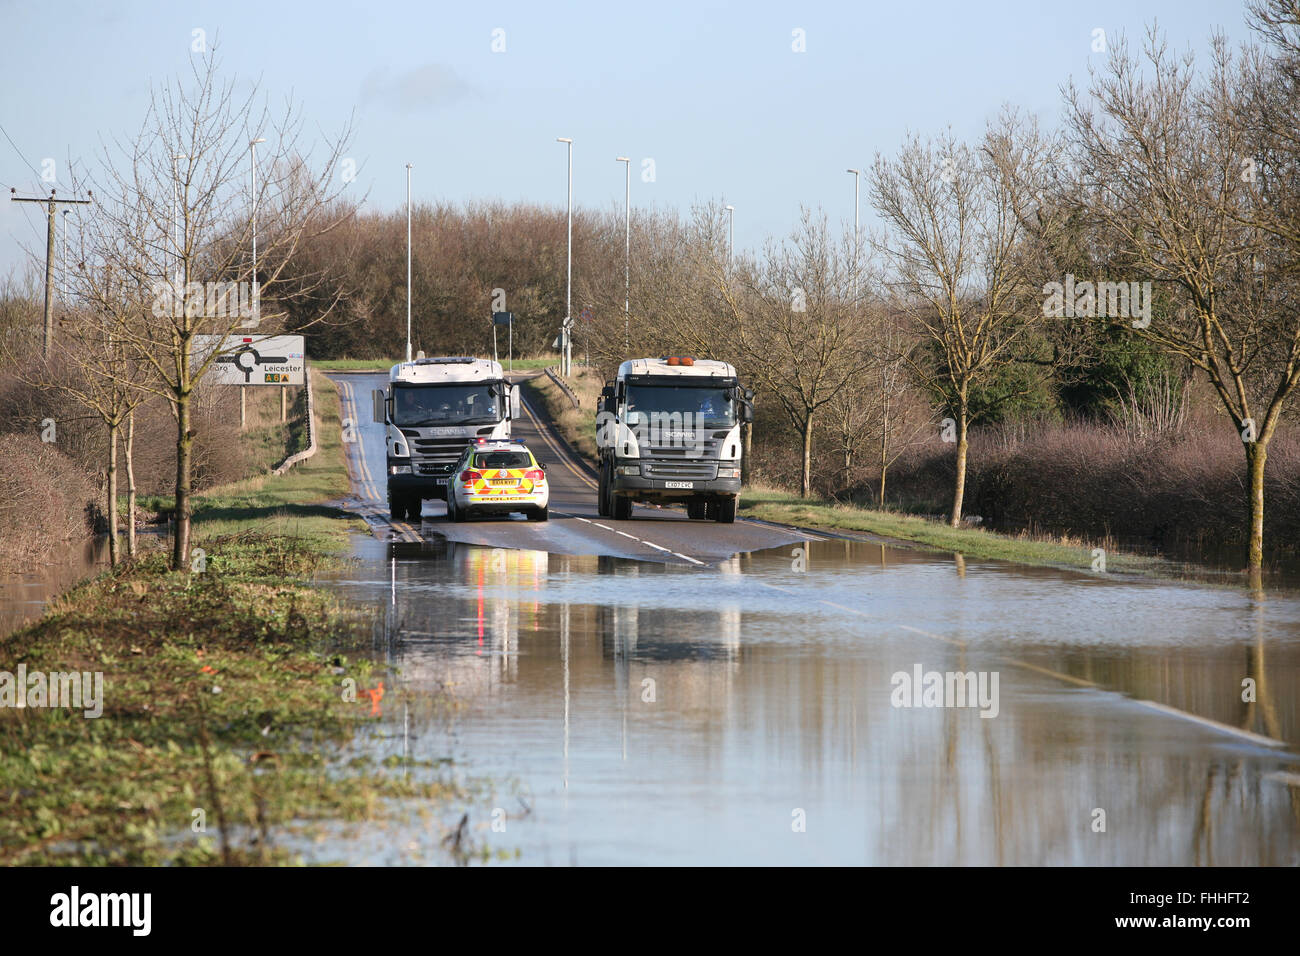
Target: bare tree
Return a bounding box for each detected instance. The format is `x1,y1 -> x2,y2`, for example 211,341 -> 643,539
1064,28 -> 1298,575
707,209 -> 875,497
871,112 -> 1062,526
77,53 -> 352,569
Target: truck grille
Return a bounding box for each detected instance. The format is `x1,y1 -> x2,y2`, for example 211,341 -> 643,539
641,460 -> 718,480
398,427 -> 497,472
644,437 -> 723,457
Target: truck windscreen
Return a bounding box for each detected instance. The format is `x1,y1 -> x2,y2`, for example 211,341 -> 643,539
393,384 -> 502,426
625,385 -> 735,429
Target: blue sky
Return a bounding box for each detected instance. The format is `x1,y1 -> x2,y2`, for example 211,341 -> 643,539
0,0 -> 1248,279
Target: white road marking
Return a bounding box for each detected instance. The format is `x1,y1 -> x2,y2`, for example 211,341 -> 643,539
756,581 -> 1288,750
558,511 -> 704,565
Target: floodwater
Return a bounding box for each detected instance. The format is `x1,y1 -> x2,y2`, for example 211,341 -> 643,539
315,533 -> 1300,866
0,536 -> 108,637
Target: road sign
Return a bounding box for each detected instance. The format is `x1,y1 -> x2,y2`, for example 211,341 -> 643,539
492,311 -> 513,327
193,334 -> 305,385
580,307 -> 593,323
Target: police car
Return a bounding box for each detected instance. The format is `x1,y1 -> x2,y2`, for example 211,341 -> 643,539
446,439 -> 549,522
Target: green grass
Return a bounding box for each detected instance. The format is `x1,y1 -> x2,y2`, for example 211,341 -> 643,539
519,368 -> 602,464
0,531 -> 457,865
139,371 -> 363,543
739,486 -> 1195,578
310,357 -> 402,371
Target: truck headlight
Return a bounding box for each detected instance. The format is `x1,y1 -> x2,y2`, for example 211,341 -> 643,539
717,466 -> 740,478
616,465 -> 641,476
389,464 -> 413,475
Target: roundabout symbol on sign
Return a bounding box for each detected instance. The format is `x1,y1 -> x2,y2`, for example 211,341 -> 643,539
216,344 -> 289,383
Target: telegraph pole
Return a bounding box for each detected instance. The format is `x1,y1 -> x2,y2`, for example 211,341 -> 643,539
10,188 -> 91,357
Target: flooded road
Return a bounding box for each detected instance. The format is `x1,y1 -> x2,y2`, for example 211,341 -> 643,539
322,532 -> 1300,866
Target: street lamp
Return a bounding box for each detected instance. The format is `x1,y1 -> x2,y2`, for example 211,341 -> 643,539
406,163 -> 413,363
616,156 -> 630,355
60,208 -> 69,303
248,138 -> 266,329
724,204 -> 734,264
557,137 -> 573,377
847,168 -> 861,301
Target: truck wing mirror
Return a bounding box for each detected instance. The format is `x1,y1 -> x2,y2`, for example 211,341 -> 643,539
510,383 -> 521,420
740,402 -> 754,423
372,389 -> 386,424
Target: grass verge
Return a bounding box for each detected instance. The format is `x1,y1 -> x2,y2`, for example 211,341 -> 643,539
519,367 -> 602,465
0,531 -> 456,865
739,486 -> 1201,579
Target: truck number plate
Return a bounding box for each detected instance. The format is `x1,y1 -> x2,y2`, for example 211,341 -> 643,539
435,478 -> 448,485
664,480 -> 694,489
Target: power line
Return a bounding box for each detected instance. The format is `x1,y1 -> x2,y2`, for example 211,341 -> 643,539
0,123 -> 44,182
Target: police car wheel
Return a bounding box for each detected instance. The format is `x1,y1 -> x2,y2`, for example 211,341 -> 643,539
528,507 -> 548,522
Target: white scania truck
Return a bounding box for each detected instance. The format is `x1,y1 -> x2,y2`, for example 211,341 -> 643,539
372,356 -> 520,521
596,356 -> 753,523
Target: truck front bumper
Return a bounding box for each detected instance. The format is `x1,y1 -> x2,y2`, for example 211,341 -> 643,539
386,465 -> 453,501
610,465 -> 740,500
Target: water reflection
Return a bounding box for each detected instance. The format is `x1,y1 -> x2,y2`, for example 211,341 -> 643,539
0,536 -> 108,637
320,534 -> 1300,865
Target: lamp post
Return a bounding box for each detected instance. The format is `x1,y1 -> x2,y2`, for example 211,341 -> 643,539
406,163 -> 413,363
847,167 -> 861,301
557,137 -> 573,377
60,208 -> 69,303
616,156 -> 630,356
724,204 -> 734,264
248,138 -> 266,329
242,139 -> 266,429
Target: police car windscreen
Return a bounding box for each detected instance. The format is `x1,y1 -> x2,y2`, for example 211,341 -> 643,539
625,385 -> 734,429
474,451 -> 530,469
393,384 -> 501,426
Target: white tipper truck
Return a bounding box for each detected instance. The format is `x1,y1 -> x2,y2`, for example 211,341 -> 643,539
372,356 -> 520,521
596,356 -> 754,523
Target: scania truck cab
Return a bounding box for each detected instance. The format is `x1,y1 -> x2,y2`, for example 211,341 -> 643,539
596,356 -> 753,523
372,356 -> 520,521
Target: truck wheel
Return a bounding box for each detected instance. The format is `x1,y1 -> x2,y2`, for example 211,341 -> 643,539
597,464 -> 611,517
407,498 -> 422,522
686,502 -> 707,520
714,497 -> 737,523
612,494 -> 632,521
390,495 -> 404,521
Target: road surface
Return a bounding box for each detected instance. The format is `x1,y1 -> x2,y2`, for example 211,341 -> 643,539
331,370 -> 808,563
